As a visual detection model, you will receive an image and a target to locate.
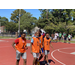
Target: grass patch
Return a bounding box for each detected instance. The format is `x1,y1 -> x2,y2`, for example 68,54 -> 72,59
51,40 -> 75,43
0,36 -> 16,39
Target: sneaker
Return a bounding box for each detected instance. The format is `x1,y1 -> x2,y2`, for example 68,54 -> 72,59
37,61 -> 40,65
47,63 -> 50,65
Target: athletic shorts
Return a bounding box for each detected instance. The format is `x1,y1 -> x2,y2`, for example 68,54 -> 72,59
33,53 -> 39,58
16,50 -> 27,60
68,39 -> 70,41
59,37 -> 61,40
44,50 -> 50,55
57,36 -> 59,38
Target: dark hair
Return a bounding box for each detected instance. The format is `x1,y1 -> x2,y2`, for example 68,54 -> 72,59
46,32 -> 49,35
20,32 -> 26,35
39,29 -> 42,33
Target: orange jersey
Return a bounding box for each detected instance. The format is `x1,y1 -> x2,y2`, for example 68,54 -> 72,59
15,37 -> 26,53
32,37 -> 41,53
39,35 -> 43,48
44,37 -> 51,50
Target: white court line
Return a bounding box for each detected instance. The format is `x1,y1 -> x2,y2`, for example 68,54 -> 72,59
0,46 -> 12,48
51,49 -> 66,65
61,42 -> 75,44
51,47 -> 75,65
58,47 -> 75,55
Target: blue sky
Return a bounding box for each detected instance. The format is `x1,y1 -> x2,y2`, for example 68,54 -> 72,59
0,9 -> 41,21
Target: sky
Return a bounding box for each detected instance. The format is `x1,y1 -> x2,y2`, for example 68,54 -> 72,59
0,9 -> 41,21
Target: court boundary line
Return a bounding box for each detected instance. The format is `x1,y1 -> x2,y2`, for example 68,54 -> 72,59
58,47 -> 75,55
51,47 -> 75,65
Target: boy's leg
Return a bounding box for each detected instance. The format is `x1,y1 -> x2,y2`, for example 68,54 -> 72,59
39,48 -> 43,60
16,50 -> 21,65
33,53 -> 37,65
45,50 -> 50,65
23,59 -> 27,65
16,60 -> 20,65
33,58 -> 37,65
21,52 -> 27,65
36,53 -> 40,65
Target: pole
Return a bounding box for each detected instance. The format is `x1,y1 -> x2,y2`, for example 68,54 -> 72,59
19,9 -> 21,35
46,9 -> 48,19
46,9 -> 48,26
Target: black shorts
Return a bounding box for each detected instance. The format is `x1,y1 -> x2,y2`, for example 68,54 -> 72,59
59,37 -> 61,40
68,39 -> 70,41
57,36 -> 59,38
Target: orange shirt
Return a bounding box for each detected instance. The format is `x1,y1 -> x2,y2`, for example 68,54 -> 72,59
44,37 -> 51,50
32,37 -> 41,53
39,35 -> 43,48
15,37 -> 26,53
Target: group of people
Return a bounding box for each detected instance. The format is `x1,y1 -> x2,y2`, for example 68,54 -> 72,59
12,29 -> 54,65
52,32 -> 72,44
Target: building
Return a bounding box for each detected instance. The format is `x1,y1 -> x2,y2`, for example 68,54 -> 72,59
31,26 -> 46,35
0,26 -> 6,33
31,26 -> 40,34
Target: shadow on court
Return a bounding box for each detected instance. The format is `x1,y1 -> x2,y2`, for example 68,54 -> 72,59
40,59 -> 55,65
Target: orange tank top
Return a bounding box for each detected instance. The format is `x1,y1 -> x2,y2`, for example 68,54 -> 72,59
32,37 -> 41,53
15,37 -> 26,53
44,37 -> 51,50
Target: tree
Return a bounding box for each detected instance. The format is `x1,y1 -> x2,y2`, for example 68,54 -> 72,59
20,12 -> 37,33
5,22 -> 18,32
0,16 -> 8,26
37,17 -> 49,29
10,9 -> 26,23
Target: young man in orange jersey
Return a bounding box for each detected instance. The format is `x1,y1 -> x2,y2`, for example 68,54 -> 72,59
44,33 -> 54,65
12,32 -> 28,65
38,29 -> 44,61
30,31 -> 42,65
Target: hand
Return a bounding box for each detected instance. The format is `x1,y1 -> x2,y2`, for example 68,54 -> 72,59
15,48 -> 17,51
25,47 -> 28,50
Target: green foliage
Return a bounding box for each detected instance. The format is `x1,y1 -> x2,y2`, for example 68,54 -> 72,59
10,9 -> 26,23
20,12 -> 37,33
5,22 -> 18,32
0,16 -> 8,26
1,9 -> 75,37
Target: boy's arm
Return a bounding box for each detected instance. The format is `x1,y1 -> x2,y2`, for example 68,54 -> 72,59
25,39 -> 28,50
30,38 -> 34,54
12,42 -> 17,51
50,41 -> 54,50
12,39 -> 19,51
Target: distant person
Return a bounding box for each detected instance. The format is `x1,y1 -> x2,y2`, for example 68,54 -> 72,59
71,34 -> 72,40
63,32 -> 67,43
68,34 -> 71,44
53,32 -> 57,42
51,33 -> 54,40
56,32 -> 59,42
59,32 -> 62,42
